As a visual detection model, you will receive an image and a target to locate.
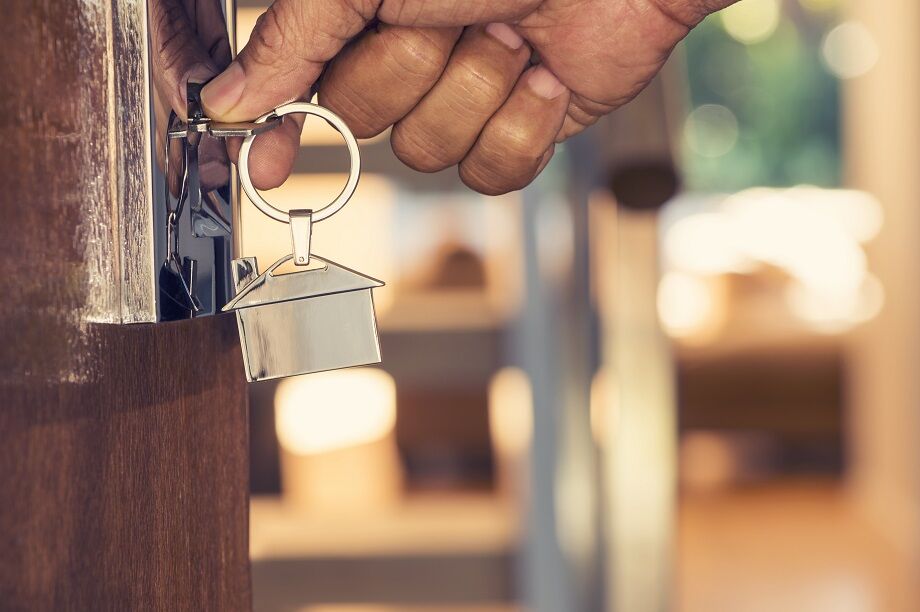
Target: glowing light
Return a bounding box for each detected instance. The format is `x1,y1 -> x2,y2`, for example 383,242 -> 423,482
786,186 -> 882,243
488,367 -> 533,456
822,21 -> 879,79
724,188 -> 867,297
720,0 -> 781,45
661,187 -> 885,335
683,105 -> 739,159
664,212 -> 753,274
657,272 -> 720,338
275,369 -> 397,455
785,273 -> 885,333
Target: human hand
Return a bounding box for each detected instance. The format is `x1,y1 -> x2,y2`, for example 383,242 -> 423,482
149,0 -> 233,192
202,0 -> 737,195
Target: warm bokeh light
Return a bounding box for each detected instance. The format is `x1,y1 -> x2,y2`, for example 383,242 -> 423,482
822,21 -> 880,80
275,369 -> 397,455
660,187 -> 883,337
488,367 -> 533,457
657,272 -> 724,340
664,211 -> 752,275
784,273 -> 885,334
720,0 -> 781,45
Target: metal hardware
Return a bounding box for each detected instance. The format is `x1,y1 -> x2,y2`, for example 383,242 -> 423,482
238,102 -> 361,224
157,80 -> 281,320
223,254 -> 384,382
167,83 -> 282,140
226,104 -> 384,381
120,0 -> 383,381
289,209 -> 313,265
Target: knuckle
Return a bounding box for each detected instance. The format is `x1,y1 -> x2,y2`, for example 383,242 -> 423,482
381,27 -> 452,82
321,85 -> 388,138
486,120 -> 546,163
638,0 -> 704,30
248,4 -> 300,66
446,59 -> 509,113
391,123 -> 456,173
252,4 -> 287,63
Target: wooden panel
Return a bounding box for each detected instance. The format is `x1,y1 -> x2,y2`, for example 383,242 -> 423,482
0,1 -> 251,610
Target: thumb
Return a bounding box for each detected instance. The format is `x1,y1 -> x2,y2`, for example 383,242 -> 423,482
201,0 -> 374,121
201,0 -> 543,121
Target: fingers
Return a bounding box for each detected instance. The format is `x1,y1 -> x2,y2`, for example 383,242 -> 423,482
459,65 -> 569,195
185,0 -> 233,68
224,113 -> 306,190
318,25 -> 462,138
201,0 -> 375,121
556,93 -> 617,142
377,0 -> 541,26
390,24 -> 531,172
201,0 -> 547,122
150,0 -> 221,117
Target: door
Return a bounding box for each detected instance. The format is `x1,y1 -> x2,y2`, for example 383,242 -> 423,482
0,1 -> 251,609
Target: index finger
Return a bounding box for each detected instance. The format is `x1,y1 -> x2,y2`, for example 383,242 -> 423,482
200,0 -> 542,121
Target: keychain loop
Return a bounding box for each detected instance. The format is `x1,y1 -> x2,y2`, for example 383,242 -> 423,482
238,102 -> 361,224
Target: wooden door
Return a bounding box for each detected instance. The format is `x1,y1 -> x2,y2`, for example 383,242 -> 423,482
0,2 -> 251,609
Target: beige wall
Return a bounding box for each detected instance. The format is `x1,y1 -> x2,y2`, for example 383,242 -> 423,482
844,0 -> 920,607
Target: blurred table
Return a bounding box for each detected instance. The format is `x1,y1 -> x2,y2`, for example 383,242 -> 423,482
251,493 -> 518,610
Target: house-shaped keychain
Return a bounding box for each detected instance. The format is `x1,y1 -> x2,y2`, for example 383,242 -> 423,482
223,254 -> 384,382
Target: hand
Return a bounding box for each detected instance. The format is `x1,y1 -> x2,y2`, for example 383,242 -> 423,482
202,0 -> 736,195
149,0 -> 234,192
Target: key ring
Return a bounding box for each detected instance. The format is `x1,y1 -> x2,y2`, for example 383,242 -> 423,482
238,102 -> 361,224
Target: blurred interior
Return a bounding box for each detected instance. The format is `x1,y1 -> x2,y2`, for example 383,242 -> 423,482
237,1 -> 920,610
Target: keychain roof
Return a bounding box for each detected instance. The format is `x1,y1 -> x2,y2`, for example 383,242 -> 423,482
223,255 -> 383,312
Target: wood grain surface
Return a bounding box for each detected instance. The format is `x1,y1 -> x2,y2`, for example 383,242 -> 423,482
0,1 -> 251,610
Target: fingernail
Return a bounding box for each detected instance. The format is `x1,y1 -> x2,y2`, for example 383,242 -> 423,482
485,23 -> 524,50
528,65 -> 566,99
201,62 -> 245,117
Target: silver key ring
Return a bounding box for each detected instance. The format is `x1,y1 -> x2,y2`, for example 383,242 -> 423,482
238,102 -> 361,224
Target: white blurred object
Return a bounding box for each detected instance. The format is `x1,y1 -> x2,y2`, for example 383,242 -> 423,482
274,369 -> 403,513
660,187 -> 884,336
683,105 -> 739,159
657,272 -> 725,340
488,367 -> 533,504
720,0 -> 781,45
822,21 -> 880,80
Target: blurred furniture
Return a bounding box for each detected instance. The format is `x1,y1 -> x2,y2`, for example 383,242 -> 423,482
250,494 -> 516,610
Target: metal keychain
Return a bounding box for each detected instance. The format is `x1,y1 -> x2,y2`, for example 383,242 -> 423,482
163,82 -> 281,317
224,102 -> 385,382
159,110 -> 201,316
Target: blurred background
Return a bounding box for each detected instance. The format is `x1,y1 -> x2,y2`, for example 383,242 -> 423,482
236,0 -> 920,610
